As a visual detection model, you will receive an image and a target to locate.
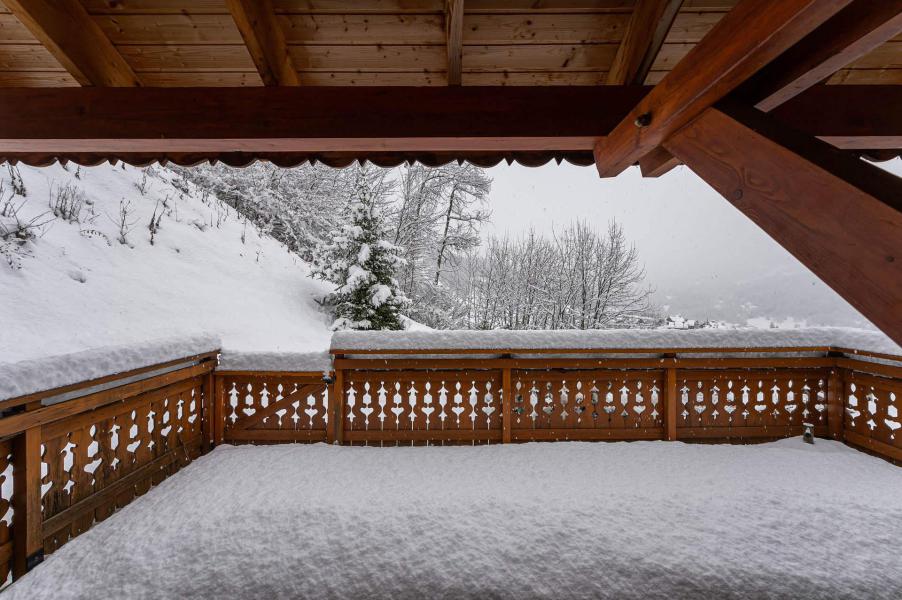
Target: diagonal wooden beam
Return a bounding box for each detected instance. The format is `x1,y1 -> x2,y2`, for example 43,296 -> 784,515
594,0 -> 853,177
739,0 -> 902,111
607,0 -> 683,85
226,0 -> 299,86
664,103 -> 902,346
3,0 -> 139,87
446,0 -> 465,86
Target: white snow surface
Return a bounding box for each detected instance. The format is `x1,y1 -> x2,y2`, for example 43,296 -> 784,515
5,439 -> 901,599
0,163 -> 334,364
218,350 -> 332,373
332,326 -> 901,355
0,334 -> 220,401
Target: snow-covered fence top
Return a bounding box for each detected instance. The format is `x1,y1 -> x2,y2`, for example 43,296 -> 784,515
331,327 -> 902,357
217,350 -> 332,374
0,334 -> 221,402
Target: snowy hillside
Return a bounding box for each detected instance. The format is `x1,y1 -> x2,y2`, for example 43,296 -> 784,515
0,162 -> 334,363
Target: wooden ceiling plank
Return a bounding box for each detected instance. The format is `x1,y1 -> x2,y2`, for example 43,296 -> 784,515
664,103 -> 902,345
446,0 -> 464,85
2,0 -> 140,86
740,0 -> 902,111
607,0 -> 682,85
593,0 -> 853,177
226,0 -> 300,86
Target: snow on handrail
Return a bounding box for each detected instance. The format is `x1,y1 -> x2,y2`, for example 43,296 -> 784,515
330,327 -> 902,357
0,334 -> 221,402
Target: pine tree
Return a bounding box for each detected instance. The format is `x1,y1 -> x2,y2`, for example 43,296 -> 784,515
313,175 -> 410,330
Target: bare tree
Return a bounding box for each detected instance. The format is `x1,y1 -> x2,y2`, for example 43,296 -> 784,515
454,219 -> 654,329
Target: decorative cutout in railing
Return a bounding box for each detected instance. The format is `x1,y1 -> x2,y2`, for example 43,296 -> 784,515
41,376 -> 205,553
511,370 -> 664,440
844,371 -> 902,457
216,374 -> 329,443
342,370 -> 503,444
0,440 -> 11,584
676,370 -> 828,437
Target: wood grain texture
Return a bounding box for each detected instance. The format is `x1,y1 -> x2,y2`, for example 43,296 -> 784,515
594,0 -> 853,176
607,0 -> 682,84
739,0 -> 902,111
2,0 -> 140,86
226,0 -> 300,85
664,104 -> 902,346
445,0 -> 464,84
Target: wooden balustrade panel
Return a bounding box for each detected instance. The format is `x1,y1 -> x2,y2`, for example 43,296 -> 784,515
844,371 -> 902,461
511,369 -> 665,441
40,376 -> 205,554
0,440 -> 11,584
676,369 -> 829,439
219,374 -> 329,443
342,370 -> 503,445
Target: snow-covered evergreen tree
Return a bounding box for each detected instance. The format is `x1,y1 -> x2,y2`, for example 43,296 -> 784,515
313,174 -> 409,330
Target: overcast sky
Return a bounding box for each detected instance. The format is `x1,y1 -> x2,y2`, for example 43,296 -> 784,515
482,159 -> 901,327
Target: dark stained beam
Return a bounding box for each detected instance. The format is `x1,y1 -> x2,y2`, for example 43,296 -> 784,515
0,85 -> 896,156
769,84 -> 902,150
594,0 -> 853,177
3,0 -> 139,87
664,103 -> 902,346
446,0 -> 465,86
739,0 -> 902,111
607,0 -> 683,85
639,146 -> 681,177
226,0 -> 300,86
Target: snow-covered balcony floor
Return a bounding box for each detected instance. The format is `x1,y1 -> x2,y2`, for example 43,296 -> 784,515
5,440 -> 902,599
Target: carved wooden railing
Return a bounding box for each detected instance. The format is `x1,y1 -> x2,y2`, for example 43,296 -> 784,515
0,350 -> 218,585
329,350 -> 901,456
0,341 -> 900,586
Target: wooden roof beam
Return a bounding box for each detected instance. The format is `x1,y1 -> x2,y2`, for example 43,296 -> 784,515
739,0 -> 902,111
226,0 -> 300,86
0,85 -> 896,155
446,0 -> 465,86
665,103 -> 902,346
607,0 -> 684,85
2,0 -> 139,87
594,0 -> 854,177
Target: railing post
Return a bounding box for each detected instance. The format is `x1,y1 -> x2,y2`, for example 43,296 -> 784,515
202,368 -> 215,452
12,418 -> 43,578
665,365 -> 678,441
501,359 -> 512,444
213,373 -> 225,446
827,366 -> 845,441
331,368 -> 344,445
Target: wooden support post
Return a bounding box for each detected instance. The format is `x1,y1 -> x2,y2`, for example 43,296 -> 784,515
502,365 -> 512,444
213,374 -> 225,446
665,367 -> 678,441
12,423 -> 43,578
827,367 -> 846,441
332,369 -> 344,445
202,369 -> 215,453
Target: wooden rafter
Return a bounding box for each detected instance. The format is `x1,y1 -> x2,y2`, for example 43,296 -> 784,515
446,0 -> 465,86
739,0 -> 902,111
2,0 -> 139,87
638,146 -> 681,177
594,0 -> 853,177
665,103 -> 902,346
607,0 -> 683,85
226,0 -> 299,86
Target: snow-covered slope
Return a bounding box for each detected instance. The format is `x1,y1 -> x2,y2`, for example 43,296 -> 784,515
0,163 -> 334,363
